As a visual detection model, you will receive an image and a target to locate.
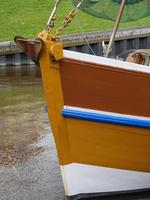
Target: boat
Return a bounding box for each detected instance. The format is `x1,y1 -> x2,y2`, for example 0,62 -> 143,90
15,0 -> 150,199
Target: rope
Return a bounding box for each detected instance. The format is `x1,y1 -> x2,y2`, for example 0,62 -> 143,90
70,1 -> 96,56
55,0 -> 86,36
46,0 -> 61,33
76,16 -> 96,55
45,0 -> 96,56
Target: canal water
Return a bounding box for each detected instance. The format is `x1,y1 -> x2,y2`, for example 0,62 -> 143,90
0,66 -> 150,200
0,66 -> 65,200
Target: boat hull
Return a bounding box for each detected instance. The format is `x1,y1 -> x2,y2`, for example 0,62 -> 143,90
60,51 -> 150,117
61,115 -> 150,172
62,163 -> 150,199
38,41 -> 150,199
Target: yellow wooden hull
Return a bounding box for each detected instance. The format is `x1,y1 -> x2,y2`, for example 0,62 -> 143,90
64,118 -> 150,172
15,33 -> 150,199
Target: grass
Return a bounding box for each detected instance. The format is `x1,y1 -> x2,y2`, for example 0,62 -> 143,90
0,0 -> 149,41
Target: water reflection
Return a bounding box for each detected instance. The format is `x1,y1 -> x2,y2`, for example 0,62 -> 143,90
0,70 -> 44,165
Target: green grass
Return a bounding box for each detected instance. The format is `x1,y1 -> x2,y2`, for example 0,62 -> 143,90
0,0 -> 149,41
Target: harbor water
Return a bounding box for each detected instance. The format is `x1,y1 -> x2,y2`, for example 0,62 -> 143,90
0,66 -> 65,200
0,65 -> 150,200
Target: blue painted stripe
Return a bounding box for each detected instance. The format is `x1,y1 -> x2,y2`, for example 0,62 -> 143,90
62,109 -> 150,128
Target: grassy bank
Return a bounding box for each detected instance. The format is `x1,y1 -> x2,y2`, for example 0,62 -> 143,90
0,0 -> 149,41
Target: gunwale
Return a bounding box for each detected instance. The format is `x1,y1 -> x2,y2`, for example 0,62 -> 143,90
60,52 -> 150,117
63,50 -> 150,74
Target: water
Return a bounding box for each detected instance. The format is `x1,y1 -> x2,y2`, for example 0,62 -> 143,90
0,67 -> 65,200
0,66 -> 149,200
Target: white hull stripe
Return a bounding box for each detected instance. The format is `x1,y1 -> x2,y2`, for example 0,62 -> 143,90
61,163 -> 150,196
63,50 -> 150,74
62,106 -> 150,128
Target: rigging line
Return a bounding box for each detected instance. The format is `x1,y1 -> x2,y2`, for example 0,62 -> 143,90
75,12 -> 96,55
69,1 -> 96,56
53,1 -> 74,31
55,0 -> 86,36
46,0 -> 61,33
83,36 -> 96,56
80,34 -> 97,56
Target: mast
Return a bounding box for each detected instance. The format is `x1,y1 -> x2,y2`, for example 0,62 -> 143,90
104,0 -> 126,57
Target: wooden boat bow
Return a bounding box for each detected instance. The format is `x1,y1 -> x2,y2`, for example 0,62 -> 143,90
14,32 -> 63,64
14,36 -> 44,64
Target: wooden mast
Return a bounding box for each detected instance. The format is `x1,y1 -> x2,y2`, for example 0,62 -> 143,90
105,0 -> 126,57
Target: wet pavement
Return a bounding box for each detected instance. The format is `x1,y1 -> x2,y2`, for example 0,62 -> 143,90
0,66 -> 150,200
0,68 -> 65,200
